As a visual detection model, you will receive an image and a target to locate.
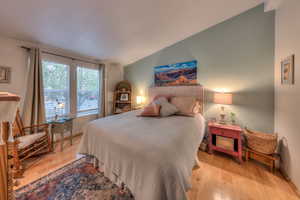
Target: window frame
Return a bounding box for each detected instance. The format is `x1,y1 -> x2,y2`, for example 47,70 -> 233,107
41,53 -> 102,119
76,65 -> 100,115
42,59 -> 71,119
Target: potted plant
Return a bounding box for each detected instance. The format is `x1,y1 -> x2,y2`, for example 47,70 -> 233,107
230,112 -> 236,125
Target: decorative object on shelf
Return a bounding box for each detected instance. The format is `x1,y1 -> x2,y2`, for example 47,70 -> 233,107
113,81 -> 132,114
120,93 -> 129,101
208,122 -> 243,163
244,128 -> 278,155
154,60 -> 197,86
230,112 -> 236,125
0,66 -> 11,83
281,54 -> 295,85
213,92 -> 232,124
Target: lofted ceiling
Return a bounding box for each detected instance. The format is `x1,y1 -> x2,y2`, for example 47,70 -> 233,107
0,0 -> 264,65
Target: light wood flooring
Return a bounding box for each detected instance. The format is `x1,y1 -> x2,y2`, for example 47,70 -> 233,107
15,136 -> 299,200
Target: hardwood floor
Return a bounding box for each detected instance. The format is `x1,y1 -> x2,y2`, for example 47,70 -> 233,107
15,136 -> 299,200
15,136 -> 81,189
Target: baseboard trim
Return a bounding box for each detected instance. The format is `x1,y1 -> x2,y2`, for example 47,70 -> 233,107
279,168 -> 300,198
53,132 -> 82,144
288,180 -> 300,198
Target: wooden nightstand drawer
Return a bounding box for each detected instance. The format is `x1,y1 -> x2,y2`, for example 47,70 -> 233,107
210,127 -> 222,135
210,127 -> 239,138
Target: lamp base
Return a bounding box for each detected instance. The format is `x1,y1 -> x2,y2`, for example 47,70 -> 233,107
219,113 -> 226,124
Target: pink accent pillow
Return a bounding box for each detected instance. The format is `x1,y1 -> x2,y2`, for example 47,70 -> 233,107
138,103 -> 161,117
170,96 -> 201,117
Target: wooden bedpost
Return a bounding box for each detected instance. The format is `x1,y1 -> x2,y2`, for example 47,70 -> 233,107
0,93 -> 20,200
0,122 -> 9,200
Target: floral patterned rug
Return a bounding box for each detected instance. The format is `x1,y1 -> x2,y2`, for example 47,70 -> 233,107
15,157 -> 134,200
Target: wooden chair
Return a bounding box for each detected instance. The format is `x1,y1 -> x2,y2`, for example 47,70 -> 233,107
12,109 -> 52,178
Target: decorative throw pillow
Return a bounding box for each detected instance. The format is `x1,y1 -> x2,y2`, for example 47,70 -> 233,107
170,96 -> 200,117
152,94 -> 173,102
153,97 -> 179,117
193,101 -> 202,114
138,103 -> 161,117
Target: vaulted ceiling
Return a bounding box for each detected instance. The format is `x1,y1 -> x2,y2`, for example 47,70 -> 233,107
0,0 -> 264,65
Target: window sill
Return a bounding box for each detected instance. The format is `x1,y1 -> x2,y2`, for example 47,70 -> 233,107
77,110 -> 99,118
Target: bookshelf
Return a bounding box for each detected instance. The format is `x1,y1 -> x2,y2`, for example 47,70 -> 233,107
113,81 -> 132,114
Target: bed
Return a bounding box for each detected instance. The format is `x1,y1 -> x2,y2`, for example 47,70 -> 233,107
78,85 -> 205,200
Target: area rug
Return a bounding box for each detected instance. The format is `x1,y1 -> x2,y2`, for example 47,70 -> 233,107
15,156 -> 134,200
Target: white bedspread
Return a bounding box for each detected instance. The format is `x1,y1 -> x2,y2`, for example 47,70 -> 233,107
78,110 -> 205,200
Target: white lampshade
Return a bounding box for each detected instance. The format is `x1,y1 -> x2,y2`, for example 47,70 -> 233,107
58,102 -> 65,109
214,92 -> 232,105
136,96 -> 145,105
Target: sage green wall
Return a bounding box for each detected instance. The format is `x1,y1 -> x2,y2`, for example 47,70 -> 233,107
124,5 -> 275,132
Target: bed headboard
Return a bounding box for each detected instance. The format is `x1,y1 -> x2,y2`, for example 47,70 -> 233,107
148,85 -> 204,114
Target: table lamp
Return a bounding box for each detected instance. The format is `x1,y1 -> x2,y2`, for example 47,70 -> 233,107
55,99 -> 65,120
213,92 -> 232,124
136,95 -> 145,109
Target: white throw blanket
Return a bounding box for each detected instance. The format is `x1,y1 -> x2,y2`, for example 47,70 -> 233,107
78,110 -> 205,200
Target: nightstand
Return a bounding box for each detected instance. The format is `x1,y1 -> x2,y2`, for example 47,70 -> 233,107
208,122 -> 243,163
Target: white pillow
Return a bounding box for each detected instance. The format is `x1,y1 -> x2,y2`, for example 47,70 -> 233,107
154,97 -> 179,117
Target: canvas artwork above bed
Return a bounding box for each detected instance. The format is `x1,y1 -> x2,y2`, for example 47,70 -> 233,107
154,60 -> 197,86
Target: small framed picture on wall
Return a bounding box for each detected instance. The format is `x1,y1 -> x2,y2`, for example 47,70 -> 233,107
281,55 -> 295,85
0,66 -> 11,83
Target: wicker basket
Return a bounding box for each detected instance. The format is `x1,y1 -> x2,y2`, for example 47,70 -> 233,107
244,128 -> 278,155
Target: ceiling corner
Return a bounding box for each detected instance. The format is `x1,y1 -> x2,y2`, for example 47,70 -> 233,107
264,0 -> 283,12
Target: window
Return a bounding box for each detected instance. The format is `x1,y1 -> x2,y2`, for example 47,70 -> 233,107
42,61 -> 70,119
42,54 -> 102,119
77,67 -> 99,113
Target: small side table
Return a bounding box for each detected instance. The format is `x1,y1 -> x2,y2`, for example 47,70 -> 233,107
208,122 -> 243,163
47,118 -> 74,152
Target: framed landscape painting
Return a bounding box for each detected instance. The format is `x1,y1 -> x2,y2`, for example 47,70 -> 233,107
154,60 -> 197,86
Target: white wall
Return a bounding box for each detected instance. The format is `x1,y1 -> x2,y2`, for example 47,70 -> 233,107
0,37 -> 29,107
105,62 -> 124,115
0,35 -> 123,134
275,0 -> 300,189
